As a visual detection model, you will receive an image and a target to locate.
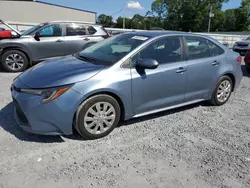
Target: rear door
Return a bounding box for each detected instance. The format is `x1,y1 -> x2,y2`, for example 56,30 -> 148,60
63,23 -> 92,55
184,36 -> 225,101
29,24 -> 66,61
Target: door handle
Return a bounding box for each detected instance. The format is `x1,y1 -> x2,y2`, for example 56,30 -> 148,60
176,67 -> 187,74
84,38 -> 90,41
212,61 -> 220,66
56,39 -> 63,42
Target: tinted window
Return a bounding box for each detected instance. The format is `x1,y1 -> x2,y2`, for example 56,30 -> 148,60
88,26 -> 97,35
39,24 -> 62,37
66,24 -> 86,36
207,40 -> 224,56
185,37 -> 210,60
135,36 -> 182,64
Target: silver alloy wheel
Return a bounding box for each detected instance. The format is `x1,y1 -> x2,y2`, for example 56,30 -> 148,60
217,80 -> 232,103
5,54 -> 24,71
84,102 -> 116,135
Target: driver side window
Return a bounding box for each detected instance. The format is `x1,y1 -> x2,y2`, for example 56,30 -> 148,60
132,36 -> 182,66
38,24 -> 62,37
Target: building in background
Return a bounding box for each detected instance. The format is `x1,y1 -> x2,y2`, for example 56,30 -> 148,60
0,0 -> 96,31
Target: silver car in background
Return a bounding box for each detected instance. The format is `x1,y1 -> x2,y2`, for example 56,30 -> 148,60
0,21 -> 110,72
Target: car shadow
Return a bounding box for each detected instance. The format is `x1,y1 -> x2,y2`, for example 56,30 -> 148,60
241,64 -> 250,78
0,102 -> 65,143
120,102 -> 203,127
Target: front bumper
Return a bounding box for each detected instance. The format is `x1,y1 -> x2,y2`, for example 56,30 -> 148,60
11,79 -> 84,135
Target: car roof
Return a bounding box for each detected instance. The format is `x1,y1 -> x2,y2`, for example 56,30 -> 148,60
49,21 -> 102,26
129,31 -> 211,38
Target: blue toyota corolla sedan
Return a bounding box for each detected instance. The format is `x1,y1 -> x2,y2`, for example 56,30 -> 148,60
11,31 -> 243,139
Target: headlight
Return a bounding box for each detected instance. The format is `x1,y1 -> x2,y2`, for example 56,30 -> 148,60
20,86 -> 71,104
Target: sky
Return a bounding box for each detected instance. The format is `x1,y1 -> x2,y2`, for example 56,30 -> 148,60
40,0 -> 242,19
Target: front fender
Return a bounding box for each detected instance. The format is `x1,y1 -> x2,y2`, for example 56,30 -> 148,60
0,43 -> 32,64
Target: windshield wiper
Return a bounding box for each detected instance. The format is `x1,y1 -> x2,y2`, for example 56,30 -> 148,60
74,53 -> 97,63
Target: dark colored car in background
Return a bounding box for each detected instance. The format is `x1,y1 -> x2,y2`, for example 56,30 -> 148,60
0,20 -> 110,72
244,50 -> 250,73
233,36 -> 250,56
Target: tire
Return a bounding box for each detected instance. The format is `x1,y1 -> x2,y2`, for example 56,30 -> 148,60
1,50 -> 29,72
75,94 -> 121,139
209,76 -> 233,106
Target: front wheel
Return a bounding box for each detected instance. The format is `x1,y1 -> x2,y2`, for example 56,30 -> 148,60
1,50 -> 29,72
75,94 -> 121,139
209,76 -> 233,106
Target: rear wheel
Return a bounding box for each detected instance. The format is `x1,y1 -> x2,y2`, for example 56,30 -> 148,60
209,76 -> 233,106
75,94 -> 121,139
1,50 -> 29,72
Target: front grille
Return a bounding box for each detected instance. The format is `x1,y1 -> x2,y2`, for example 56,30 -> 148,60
13,99 -> 29,124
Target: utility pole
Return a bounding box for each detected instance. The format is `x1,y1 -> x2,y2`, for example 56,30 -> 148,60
208,4 -> 213,33
123,7 -> 125,29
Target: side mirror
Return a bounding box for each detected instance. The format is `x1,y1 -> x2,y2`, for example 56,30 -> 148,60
136,58 -> 159,69
34,32 -> 41,41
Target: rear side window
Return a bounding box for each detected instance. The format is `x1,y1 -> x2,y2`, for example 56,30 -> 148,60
88,26 -> 97,35
185,36 -> 210,60
66,24 -> 87,36
207,40 -> 224,56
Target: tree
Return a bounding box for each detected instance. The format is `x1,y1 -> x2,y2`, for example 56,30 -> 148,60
211,10 -> 226,31
131,14 -> 145,29
150,0 -> 229,32
224,9 -> 237,31
97,14 -> 114,27
115,17 -> 132,29
234,0 -> 250,31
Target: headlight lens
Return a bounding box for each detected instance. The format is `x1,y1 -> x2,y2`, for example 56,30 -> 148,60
20,86 -> 71,104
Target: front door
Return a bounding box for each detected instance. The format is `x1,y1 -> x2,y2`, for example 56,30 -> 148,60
30,24 -> 66,61
131,36 -> 187,116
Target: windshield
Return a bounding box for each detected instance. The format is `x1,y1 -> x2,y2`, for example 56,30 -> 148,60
21,23 -> 47,35
78,33 -> 150,66
246,36 -> 250,40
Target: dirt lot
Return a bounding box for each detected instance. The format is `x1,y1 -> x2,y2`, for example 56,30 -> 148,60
0,65 -> 250,188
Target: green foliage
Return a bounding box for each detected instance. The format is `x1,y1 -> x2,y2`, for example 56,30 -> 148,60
97,0 -> 249,31
97,14 -> 114,27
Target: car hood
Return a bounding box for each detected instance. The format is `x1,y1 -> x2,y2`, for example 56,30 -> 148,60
0,35 -> 31,43
17,56 -> 106,88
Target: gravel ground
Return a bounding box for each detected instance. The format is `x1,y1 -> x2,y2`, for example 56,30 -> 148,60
0,65 -> 250,188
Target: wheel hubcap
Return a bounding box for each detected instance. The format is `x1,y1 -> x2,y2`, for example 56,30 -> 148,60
84,102 -> 116,135
5,54 -> 24,70
217,80 -> 231,103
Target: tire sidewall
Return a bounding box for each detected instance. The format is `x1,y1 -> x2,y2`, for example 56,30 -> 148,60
75,95 -> 121,139
1,50 -> 29,72
212,76 -> 233,106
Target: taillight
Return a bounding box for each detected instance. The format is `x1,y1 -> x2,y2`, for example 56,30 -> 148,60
237,56 -> 242,63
